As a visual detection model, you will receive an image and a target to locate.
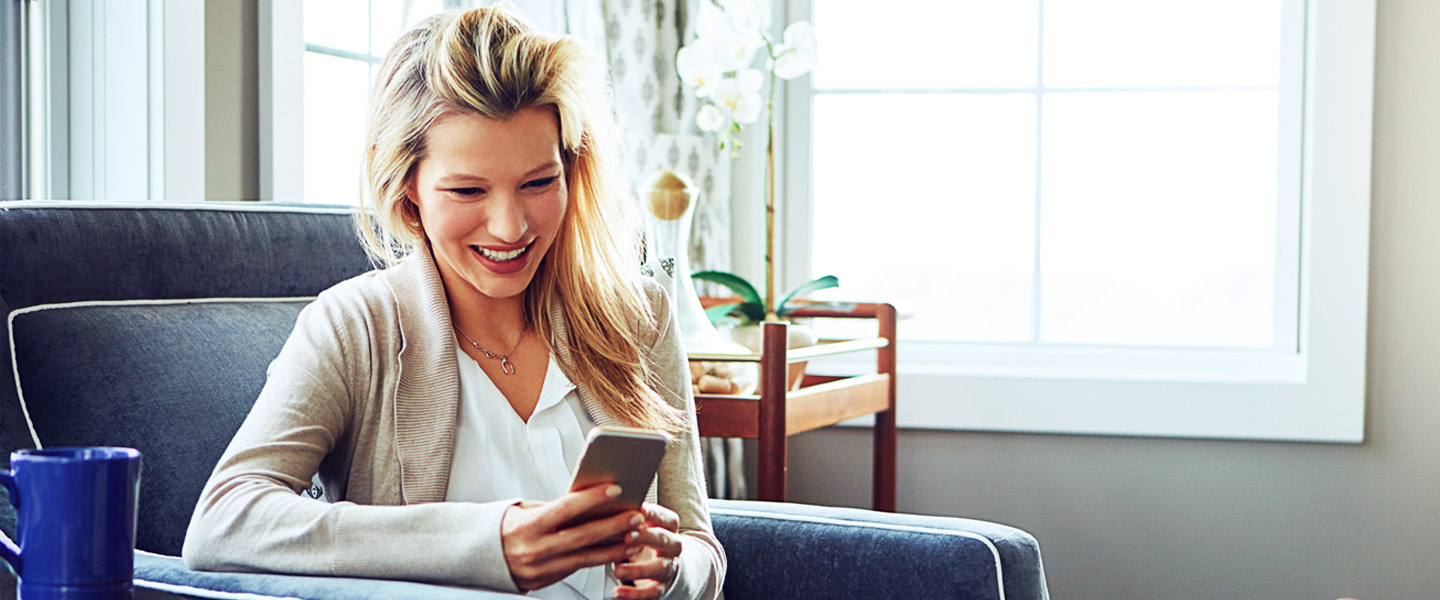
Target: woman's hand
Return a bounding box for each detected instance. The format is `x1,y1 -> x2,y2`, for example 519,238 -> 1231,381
500,484 -> 645,591
612,503 -> 685,599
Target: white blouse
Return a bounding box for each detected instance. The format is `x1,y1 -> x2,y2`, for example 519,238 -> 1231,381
445,344 -> 612,599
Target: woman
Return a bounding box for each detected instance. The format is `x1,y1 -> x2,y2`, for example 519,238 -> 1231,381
182,5 -> 725,599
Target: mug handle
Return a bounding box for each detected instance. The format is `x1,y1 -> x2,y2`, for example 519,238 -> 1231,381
0,470 -> 19,574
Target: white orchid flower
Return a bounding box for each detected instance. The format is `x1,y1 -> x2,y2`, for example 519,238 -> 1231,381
700,0 -> 771,37
735,68 -> 764,90
697,0 -> 764,72
713,71 -> 764,124
677,45 -> 724,98
712,31 -> 764,72
696,103 -> 729,133
696,0 -> 729,40
719,0 -> 772,34
773,20 -> 818,80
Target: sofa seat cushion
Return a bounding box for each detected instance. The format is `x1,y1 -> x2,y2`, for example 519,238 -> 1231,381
8,298 -> 312,556
136,552 -> 525,599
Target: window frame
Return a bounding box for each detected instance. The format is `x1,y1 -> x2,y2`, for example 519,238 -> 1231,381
28,0 -> 208,202
774,0 -> 1375,442
1,0 -> 27,200
258,0 -> 304,203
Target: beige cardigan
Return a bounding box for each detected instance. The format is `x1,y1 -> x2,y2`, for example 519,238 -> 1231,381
182,250 -> 725,599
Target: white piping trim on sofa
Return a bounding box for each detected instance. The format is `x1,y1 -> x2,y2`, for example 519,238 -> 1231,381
710,507 -> 1008,600
0,200 -> 361,215
6,297 -> 317,451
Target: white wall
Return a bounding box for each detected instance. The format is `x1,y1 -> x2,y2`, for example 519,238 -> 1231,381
781,0 -> 1440,597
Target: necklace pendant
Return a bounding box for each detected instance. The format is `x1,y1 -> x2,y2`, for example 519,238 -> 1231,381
453,324 -> 520,376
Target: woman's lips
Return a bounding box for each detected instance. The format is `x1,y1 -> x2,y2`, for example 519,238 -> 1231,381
471,242 -> 532,275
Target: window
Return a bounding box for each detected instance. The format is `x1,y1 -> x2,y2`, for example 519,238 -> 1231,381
300,0 -> 454,206
781,0 -> 1375,441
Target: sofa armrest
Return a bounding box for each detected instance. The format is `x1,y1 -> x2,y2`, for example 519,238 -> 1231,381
134,552 -> 526,600
709,500 -> 1049,600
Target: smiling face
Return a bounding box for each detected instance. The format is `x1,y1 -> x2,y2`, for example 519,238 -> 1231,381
409,107 -> 568,309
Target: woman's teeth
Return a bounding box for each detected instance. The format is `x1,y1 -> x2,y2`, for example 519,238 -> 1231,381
477,245 -> 527,261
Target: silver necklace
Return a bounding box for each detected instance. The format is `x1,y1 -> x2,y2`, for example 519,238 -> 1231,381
453,325 -> 524,375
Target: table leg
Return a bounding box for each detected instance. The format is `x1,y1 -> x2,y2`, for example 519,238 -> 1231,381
874,304 -> 898,511
757,321 -> 789,502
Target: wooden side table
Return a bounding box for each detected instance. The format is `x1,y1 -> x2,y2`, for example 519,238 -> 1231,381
689,301 -> 898,512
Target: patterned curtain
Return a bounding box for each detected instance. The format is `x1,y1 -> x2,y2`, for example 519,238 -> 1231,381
562,0 -> 746,500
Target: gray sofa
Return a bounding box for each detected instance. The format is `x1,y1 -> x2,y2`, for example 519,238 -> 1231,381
0,201 -> 1049,600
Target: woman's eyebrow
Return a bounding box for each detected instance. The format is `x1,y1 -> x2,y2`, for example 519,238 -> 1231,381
523,161 -> 562,176
435,162 -> 560,185
433,172 -> 489,185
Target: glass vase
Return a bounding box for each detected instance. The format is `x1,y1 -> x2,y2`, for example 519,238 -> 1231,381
642,170 -> 757,395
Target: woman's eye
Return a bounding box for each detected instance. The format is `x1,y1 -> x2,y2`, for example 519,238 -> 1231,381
449,187 -> 485,196
524,176 -> 559,189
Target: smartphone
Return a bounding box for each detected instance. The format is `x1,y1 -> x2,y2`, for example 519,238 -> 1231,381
564,426 -> 668,527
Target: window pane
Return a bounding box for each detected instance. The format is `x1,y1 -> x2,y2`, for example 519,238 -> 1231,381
303,52 -> 369,205
371,0 -> 446,57
813,0 -> 1038,90
811,94 -> 1036,343
304,0 -> 370,54
1043,0 -> 1282,88
1039,91 -> 1278,347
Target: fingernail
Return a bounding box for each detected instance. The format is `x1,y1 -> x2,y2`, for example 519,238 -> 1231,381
630,514 -> 644,527
627,530 -> 640,542
606,484 -> 622,499
626,545 -> 642,556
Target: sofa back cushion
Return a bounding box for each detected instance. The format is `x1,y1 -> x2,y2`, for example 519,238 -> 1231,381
8,298 -> 311,555
0,202 -> 372,458
0,202 -> 373,541
0,203 -> 370,310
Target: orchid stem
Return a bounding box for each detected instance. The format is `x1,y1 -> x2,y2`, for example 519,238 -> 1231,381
763,39 -> 779,321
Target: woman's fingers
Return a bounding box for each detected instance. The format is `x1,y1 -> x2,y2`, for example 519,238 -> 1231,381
501,489 -> 686,592
615,554 -> 677,583
612,548 -> 674,600
640,502 -> 679,532
501,486 -> 649,590
510,538 -> 639,591
624,524 -> 684,559
510,505 -> 641,563
611,533 -> 683,599
553,509 -> 645,551
543,540 -> 641,578
532,483 -> 622,531
613,577 -> 667,600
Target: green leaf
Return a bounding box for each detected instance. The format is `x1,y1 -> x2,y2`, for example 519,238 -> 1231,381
703,301 -> 767,325
704,302 -> 744,324
692,270 -> 763,305
777,275 -> 839,317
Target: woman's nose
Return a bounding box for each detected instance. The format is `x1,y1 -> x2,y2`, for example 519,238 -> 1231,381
485,192 -> 528,242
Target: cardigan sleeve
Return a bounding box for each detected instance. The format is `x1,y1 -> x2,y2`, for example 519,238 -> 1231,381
642,279 -> 728,600
181,285 -> 522,592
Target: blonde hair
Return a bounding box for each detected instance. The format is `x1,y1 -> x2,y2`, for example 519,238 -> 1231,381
358,2 -> 686,433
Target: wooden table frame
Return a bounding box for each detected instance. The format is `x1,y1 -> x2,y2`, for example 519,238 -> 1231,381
690,300 -> 898,511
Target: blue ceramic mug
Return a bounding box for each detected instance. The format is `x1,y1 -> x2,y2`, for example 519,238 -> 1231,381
0,447 -> 142,600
